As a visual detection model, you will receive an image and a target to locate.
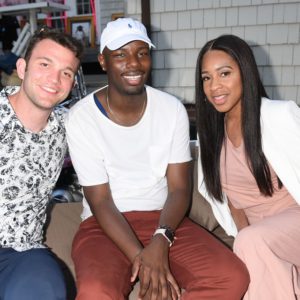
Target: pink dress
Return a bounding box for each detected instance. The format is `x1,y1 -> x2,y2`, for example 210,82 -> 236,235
220,137 -> 300,300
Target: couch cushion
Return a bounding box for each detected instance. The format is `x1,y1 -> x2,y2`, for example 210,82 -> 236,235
45,202 -> 82,276
188,159 -> 219,232
188,155 -> 234,248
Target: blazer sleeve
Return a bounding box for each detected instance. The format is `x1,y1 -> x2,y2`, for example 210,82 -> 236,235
261,98 -> 300,204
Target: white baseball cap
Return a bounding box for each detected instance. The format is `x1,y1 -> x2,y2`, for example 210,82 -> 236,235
100,18 -> 155,54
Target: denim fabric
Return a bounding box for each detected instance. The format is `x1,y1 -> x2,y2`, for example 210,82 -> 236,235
0,248 -> 66,300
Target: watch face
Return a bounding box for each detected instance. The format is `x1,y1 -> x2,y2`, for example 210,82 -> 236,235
164,229 -> 174,243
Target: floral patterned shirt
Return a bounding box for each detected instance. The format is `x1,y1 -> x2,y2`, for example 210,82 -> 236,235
0,86 -> 67,251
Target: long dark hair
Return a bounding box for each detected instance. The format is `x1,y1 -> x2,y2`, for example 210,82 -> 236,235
195,34 -> 279,202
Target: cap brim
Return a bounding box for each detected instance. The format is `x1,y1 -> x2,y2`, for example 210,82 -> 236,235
103,34 -> 155,53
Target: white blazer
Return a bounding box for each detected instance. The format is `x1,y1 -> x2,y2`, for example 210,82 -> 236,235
197,98 -> 300,237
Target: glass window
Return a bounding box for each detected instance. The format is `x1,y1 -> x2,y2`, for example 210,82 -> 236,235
76,0 -> 92,15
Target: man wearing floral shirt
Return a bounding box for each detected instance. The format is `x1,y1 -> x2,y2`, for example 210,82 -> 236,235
0,29 -> 82,300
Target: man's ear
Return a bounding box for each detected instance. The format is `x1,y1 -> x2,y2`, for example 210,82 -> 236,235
16,58 -> 27,80
98,53 -> 106,71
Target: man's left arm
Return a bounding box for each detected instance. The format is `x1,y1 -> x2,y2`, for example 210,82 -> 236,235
156,101 -> 192,229
133,101 -> 191,300
133,161 -> 191,300
159,161 -> 192,231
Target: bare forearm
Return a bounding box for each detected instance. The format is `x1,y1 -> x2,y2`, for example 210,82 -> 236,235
159,162 -> 192,231
84,185 -> 142,262
93,202 -> 143,261
159,189 -> 190,230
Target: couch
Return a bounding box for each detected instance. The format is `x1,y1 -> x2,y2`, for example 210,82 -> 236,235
44,141 -> 234,300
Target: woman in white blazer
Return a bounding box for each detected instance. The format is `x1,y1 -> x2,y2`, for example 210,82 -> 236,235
195,34 -> 300,300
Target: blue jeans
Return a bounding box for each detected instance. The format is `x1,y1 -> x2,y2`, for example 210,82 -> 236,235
0,248 -> 66,300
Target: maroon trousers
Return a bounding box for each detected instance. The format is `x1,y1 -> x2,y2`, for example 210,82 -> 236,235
72,211 -> 249,300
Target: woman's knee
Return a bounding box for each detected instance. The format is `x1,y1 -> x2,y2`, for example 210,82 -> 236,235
233,225 -> 266,255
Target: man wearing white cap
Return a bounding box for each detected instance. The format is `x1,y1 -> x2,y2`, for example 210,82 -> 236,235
66,18 -> 249,300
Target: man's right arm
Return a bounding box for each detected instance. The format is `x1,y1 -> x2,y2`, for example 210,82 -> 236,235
65,108 -> 142,259
83,183 -> 143,263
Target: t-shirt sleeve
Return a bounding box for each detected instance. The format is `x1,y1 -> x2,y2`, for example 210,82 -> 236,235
65,109 -> 108,186
168,102 -> 192,164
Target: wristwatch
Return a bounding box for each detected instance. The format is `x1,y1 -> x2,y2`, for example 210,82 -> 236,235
153,226 -> 175,247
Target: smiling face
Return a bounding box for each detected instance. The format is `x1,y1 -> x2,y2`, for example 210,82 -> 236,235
17,38 -> 80,112
201,50 -> 243,119
98,40 -> 151,96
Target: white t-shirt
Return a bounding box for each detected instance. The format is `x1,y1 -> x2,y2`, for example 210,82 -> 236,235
66,85 -> 191,220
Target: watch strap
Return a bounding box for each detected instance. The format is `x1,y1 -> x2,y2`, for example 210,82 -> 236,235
153,227 -> 175,247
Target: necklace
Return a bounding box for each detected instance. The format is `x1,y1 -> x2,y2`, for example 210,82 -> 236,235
106,90 -> 146,125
